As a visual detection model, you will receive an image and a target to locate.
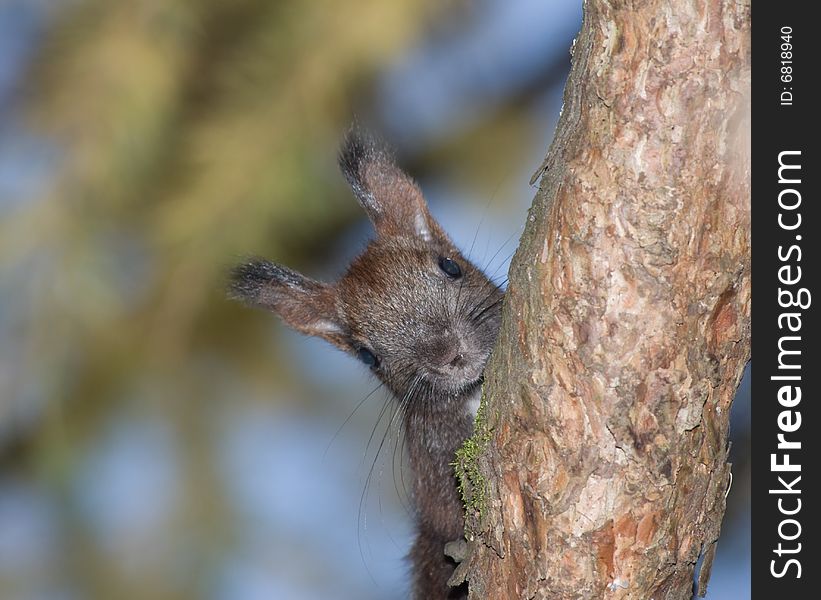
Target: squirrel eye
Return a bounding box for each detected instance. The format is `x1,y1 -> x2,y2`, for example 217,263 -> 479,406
357,347 -> 379,368
438,256 -> 462,279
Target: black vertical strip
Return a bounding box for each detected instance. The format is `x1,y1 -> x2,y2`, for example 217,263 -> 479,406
752,5 -> 817,597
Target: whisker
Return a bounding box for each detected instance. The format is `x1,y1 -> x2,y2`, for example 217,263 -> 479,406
361,389 -> 395,467
481,229 -> 521,281
467,284 -> 505,321
389,375 -> 422,513
323,381 -> 385,462
358,371 -> 418,528
472,297 -> 505,324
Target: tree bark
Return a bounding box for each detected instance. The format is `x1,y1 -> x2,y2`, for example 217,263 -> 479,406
454,1 -> 750,598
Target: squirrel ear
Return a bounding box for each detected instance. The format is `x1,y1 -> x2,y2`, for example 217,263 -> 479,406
229,260 -> 347,348
339,128 -> 446,242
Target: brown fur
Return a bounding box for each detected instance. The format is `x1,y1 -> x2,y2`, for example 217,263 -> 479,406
230,129 -> 503,599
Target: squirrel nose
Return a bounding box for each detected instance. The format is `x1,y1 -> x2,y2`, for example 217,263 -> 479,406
428,336 -> 468,369
439,346 -> 466,368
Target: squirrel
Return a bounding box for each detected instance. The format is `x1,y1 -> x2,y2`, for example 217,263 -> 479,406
230,129 -> 504,599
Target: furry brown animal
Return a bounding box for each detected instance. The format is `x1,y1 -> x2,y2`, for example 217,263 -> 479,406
230,129 -> 503,599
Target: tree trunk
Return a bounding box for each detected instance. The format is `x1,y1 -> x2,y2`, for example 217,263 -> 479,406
454,1 -> 750,598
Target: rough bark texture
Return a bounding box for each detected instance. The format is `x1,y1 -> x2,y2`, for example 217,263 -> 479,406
455,1 -> 750,598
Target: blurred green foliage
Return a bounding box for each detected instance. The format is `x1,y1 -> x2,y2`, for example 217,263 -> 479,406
2,1 -> 443,597
0,0 -> 564,596
7,0 -> 441,434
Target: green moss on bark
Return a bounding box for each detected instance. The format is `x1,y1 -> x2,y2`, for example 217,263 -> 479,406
454,389 -> 493,532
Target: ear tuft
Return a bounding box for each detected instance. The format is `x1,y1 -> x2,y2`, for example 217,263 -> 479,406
228,258 -> 347,346
338,126 -> 446,242
338,127 -> 391,212
229,259 -> 276,305
229,259 -> 307,306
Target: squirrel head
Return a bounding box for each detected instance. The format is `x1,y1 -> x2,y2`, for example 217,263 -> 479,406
230,129 -> 503,403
